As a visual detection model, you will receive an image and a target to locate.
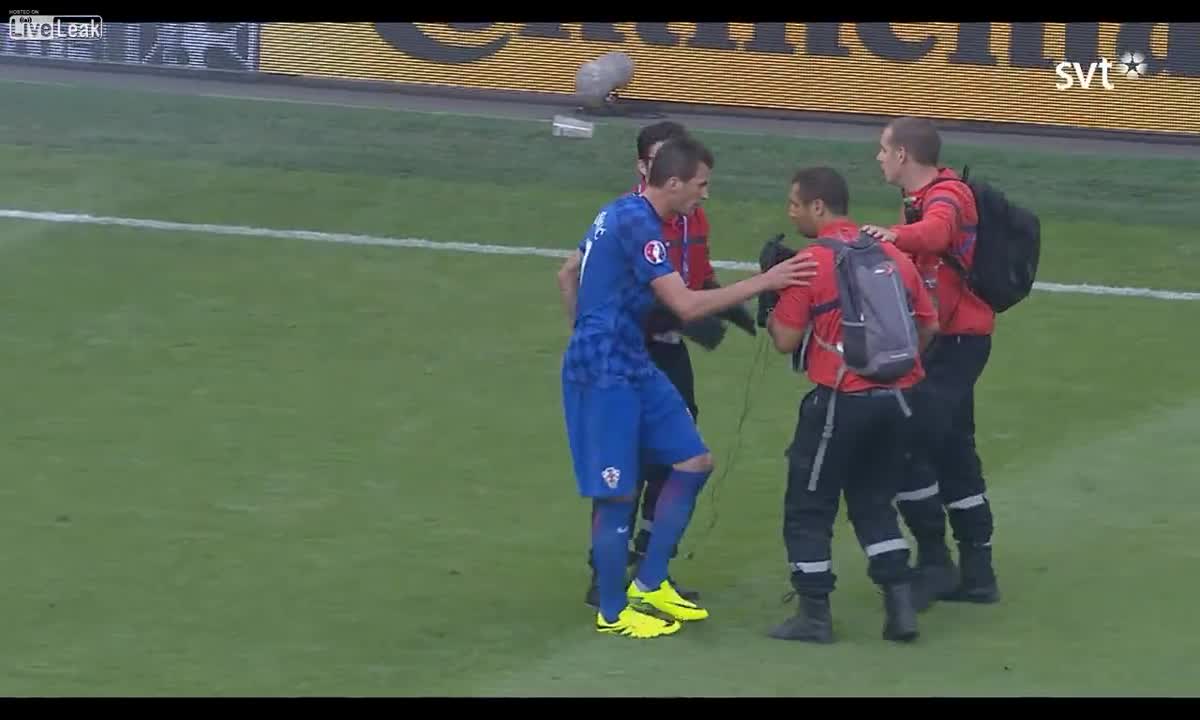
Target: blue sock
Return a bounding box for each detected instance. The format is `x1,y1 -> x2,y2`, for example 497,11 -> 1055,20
636,469 -> 711,590
593,499 -> 635,623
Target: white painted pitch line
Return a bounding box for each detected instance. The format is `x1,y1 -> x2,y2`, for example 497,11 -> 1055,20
1,208 -> 1197,302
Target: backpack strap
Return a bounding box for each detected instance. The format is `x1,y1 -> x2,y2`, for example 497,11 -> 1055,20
790,237 -> 845,373
812,237 -> 849,258
911,174 -> 975,280
790,326 -> 812,373
804,238 -> 850,369
810,299 -> 839,316
808,365 -> 846,491
804,236 -> 853,492
941,251 -> 968,277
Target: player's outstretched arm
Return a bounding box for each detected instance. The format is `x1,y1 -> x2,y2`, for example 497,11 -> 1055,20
651,252 -> 817,325
557,250 -> 582,328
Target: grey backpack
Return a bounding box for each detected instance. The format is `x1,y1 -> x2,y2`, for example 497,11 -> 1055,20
802,233 -> 919,491
812,233 -> 920,384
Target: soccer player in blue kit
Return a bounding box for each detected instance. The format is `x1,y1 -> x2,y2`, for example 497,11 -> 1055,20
556,136 -> 818,639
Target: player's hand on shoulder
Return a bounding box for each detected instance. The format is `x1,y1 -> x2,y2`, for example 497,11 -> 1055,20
861,224 -> 897,243
761,251 -> 818,291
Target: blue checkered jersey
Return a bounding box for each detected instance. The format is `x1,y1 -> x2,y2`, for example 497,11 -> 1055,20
563,194 -> 676,385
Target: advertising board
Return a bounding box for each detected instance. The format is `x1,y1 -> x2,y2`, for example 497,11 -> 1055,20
258,22 -> 1200,137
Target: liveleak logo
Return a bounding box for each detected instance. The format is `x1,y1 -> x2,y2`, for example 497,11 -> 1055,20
8,13 -> 102,40
1055,51 -> 1149,90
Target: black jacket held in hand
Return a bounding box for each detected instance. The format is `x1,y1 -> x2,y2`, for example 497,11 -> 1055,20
643,280 -> 755,350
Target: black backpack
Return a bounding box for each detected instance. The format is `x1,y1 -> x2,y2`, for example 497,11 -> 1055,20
917,167 -> 1041,313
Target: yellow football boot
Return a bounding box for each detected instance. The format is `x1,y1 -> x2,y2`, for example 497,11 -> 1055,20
627,579 -> 710,622
596,605 -> 683,639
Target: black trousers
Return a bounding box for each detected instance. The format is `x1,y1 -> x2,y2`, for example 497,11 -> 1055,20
588,339 -> 698,569
896,334 -> 994,556
783,385 -> 916,595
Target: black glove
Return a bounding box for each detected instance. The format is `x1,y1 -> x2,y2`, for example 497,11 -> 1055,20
756,234 -> 796,328
756,291 -> 778,329
702,278 -> 756,336
681,315 -> 726,351
758,233 -> 796,273
721,304 -> 757,336
644,300 -> 683,335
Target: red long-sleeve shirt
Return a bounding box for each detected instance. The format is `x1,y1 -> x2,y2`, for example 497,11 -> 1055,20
632,181 -> 715,290
890,169 -> 995,336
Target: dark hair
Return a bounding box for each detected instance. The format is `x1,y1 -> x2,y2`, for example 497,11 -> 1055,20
637,121 -> 688,161
647,136 -> 715,187
886,116 -> 941,166
791,166 -> 850,216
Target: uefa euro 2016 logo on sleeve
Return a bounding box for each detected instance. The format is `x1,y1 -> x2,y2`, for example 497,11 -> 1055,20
8,12 -> 103,41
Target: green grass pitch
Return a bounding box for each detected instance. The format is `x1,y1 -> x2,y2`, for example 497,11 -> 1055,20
0,78 -> 1197,696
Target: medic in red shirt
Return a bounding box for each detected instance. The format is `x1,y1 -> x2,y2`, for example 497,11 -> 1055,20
861,116 -> 1001,610
763,166 -> 938,644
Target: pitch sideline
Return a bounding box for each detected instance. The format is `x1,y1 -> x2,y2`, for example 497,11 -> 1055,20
1,208 -> 1196,302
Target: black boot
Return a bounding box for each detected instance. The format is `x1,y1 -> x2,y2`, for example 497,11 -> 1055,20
882,583 -> 920,643
769,592 -> 835,644
942,543 -> 1000,604
911,543 -> 959,612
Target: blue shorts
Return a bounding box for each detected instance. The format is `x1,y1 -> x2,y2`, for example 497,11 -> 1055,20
562,368 -> 709,499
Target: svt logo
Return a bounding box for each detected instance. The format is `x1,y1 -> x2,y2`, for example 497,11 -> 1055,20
1055,52 -> 1148,91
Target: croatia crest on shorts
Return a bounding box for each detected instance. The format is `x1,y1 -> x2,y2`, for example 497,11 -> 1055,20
601,466 -> 621,489
643,240 -> 667,265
